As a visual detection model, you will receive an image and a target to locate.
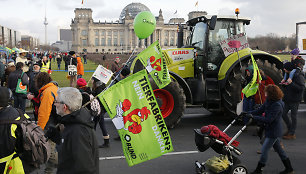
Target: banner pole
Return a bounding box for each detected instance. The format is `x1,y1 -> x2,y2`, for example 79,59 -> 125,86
82,39 -> 142,108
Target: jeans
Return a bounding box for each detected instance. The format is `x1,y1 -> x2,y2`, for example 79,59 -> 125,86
13,93 -> 26,112
243,96 -> 254,124
98,112 -> 108,137
57,63 -> 61,70
282,102 -> 299,135
259,137 -> 287,164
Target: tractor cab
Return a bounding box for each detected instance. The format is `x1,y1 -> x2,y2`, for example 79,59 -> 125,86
186,15 -> 251,78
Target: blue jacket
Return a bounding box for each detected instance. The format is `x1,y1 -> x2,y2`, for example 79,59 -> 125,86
250,100 -> 284,138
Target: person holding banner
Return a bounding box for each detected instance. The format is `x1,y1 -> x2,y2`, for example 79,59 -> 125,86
242,65 -> 255,115
67,51 -> 78,87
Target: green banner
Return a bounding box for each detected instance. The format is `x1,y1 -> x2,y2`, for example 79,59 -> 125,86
98,70 -> 173,166
242,51 -> 262,98
137,40 -> 171,89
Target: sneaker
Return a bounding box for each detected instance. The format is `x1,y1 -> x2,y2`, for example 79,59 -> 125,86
283,134 -> 296,140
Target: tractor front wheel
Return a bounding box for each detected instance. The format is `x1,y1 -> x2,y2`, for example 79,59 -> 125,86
151,80 -> 186,128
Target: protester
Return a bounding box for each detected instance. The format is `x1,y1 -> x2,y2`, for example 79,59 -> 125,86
83,52 -> 87,64
242,65 -> 255,124
3,61 -> 16,87
39,55 -> 51,74
254,69 -> 275,105
56,54 -> 62,70
31,72 -> 59,173
8,62 -> 29,112
246,84 -> 294,174
0,87 -> 26,173
54,87 -> 99,174
27,62 -> 41,120
282,60 -> 305,140
0,59 -> 5,86
280,48 -> 301,85
111,56 -> 120,74
63,53 -> 68,71
91,77 -> 110,148
77,55 -> 84,79
16,50 -> 31,73
67,51 -> 78,87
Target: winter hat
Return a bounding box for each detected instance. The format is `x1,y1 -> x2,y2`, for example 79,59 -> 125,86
200,126 -> 210,134
245,65 -> 254,76
283,62 -> 294,71
77,78 -> 87,87
0,87 -> 10,107
69,51 -> 76,56
290,48 -> 300,55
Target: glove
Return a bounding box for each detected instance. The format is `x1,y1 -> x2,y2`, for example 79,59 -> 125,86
45,126 -> 61,144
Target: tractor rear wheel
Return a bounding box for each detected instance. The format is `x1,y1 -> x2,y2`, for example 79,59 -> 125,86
222,58 -> 283,116
151,80 -> 186,128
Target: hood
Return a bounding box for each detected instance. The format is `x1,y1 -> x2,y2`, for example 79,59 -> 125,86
39,81 -> 58,93
77,57 -> 82,63
60,108 -> 94,128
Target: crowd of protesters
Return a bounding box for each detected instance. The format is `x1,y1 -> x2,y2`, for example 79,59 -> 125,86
0,47 -> 305,174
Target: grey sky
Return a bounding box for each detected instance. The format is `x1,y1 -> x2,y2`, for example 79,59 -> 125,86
0,0 -> 305,44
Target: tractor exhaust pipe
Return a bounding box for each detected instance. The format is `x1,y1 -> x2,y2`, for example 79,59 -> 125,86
177,24 -> 184,48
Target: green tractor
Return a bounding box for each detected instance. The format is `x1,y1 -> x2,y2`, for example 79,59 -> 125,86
130,13 -> 283,128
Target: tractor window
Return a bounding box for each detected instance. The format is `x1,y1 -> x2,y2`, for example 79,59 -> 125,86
191,22 -> 207,50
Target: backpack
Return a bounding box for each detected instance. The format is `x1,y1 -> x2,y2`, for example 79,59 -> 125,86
0,109 -> 50,168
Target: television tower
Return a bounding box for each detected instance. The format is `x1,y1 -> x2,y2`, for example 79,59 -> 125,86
43,3 -> 48,45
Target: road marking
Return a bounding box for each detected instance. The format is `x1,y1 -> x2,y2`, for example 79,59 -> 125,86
99,150 -> 199,160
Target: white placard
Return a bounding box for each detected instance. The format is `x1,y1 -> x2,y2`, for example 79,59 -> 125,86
68,65 -> 77,76
166,48 -> 194,62
92,65 -> 113,84
219,33 -> 249,57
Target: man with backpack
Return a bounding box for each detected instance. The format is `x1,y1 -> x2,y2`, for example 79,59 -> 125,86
8,62 -> 29,112
0,87 -> 26,173
54,87 -> 99,174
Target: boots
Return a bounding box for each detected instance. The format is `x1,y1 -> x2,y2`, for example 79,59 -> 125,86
99,135 -> 110,148
251,162 -> 265,174
279,158 -> 294,174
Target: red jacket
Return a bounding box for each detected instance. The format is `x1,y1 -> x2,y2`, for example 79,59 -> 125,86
254,76 -> 274,104
201,125 -> 240,147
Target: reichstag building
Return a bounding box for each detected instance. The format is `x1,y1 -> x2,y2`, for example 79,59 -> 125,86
70,3 -> 206,53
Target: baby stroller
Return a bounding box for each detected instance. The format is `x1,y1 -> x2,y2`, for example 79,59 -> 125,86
194,115 -> 249,174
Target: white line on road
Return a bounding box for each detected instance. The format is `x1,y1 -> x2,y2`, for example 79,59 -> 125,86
99,150 -> 199,160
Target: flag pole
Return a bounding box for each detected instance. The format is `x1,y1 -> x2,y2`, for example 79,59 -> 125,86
82,39 -> 142,108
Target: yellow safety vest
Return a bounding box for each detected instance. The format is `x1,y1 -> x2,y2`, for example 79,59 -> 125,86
41,61 -> 50,72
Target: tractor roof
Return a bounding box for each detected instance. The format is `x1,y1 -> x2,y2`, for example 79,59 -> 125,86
187,15 -> 251,26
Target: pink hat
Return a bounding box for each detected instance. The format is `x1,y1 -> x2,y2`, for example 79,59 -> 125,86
77,78 -> 87,87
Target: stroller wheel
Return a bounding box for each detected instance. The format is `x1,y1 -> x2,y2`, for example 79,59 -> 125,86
230,164 -> 248,174
195,161 -> 205,174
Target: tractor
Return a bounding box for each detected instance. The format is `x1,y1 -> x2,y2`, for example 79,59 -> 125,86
130,10 -> 283,128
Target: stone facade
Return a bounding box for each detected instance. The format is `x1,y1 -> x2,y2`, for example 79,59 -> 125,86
70,3 -> 192,53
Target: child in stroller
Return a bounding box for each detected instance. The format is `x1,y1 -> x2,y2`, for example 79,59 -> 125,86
194,116 -> 249,174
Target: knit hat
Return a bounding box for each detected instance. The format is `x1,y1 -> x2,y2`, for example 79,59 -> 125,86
290,48 -> 300,55
0,87 -> 10,107
77,78 -> 87,87
200,126 -> 210,134
69,51 -> 76,56
283,62 -> 294,71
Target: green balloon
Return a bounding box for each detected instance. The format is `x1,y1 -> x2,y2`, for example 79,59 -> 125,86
133,11 -> 156,39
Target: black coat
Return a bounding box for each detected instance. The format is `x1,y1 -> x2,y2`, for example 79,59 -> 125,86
0,106 -> 21,160
283,68 -> 305,103
57,108 -> 99,174
250,100 -> 284,138
8,69 -> 29,92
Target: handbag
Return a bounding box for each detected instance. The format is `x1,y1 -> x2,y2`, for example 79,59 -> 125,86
15,72 -> 27,94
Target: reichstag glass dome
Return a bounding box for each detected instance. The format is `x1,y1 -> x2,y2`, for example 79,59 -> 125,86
119,3 -> 151,22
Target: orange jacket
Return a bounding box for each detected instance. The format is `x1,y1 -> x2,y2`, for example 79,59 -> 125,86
37,82 -> 58,130
77,57 -> 84,76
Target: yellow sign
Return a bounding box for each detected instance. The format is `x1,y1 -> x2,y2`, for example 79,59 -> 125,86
303,39 -> 306,50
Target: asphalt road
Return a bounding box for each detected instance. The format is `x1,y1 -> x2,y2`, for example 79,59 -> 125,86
96,104 -> 306,174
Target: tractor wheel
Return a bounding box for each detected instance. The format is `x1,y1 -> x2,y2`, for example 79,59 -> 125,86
223,58 -> 282,116
304,88 -> 306,104
151,80 -> 186,129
